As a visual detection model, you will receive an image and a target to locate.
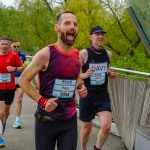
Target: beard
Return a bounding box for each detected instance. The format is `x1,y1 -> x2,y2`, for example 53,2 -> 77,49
60,30 -> 77,46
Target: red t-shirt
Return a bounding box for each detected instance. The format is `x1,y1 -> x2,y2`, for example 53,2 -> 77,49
0,51 -> 22,90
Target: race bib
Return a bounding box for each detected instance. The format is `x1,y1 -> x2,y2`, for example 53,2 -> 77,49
52,79 -> 76,98
89,62 -> 107,85
0,73 -> 11,83
15,77 -> 20,85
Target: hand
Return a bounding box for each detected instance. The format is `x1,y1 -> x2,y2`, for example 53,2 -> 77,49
77,81 -> 87,98
45,98 -> 58,112
108,70 -> 116,79
86,68 -> 94,78
6,66 -> 15,72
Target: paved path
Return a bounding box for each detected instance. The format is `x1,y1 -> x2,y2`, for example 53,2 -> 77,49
2,94 -> 127,150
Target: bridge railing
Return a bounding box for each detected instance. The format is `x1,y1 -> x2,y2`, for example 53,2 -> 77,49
26,56 -> 150,150
108,67 -> 150,150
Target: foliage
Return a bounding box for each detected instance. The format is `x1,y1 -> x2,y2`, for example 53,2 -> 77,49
0,0 -> 149,73
115,43 -> 150,72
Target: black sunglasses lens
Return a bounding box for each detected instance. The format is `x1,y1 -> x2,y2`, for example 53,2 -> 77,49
13,46 -> 19,48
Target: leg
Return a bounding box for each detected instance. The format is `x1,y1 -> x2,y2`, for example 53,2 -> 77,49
0,89 -> 15,148
0,101 -> 5,122
16,88 -> 24,118
0,102 -> 11,148
0,101 -> 5,133
0,103 -> 5,148
13,87 -> 24,128
79,94 -> 95,150
57,116 -> 77,150
4,104 -> 11,121
80,121 -> 93,150
4,89 -> 15,122
35,119 -> 56,150
96,111 -> 112,149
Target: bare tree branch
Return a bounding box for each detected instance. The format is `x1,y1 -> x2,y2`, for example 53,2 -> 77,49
42,0 -> 53,15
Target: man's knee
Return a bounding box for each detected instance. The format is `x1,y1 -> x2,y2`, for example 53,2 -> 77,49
81,123 -> 92,135
17,98 -> 22,103
5,110 -> 10,116
0,110 -> 5,119
5,106 -> 11,117
100,122 -> 111,134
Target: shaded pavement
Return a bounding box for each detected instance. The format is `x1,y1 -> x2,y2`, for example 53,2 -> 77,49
2,94 -> 127,150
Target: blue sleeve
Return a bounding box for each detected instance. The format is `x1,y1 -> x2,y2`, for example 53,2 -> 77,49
14,52 -> 26,77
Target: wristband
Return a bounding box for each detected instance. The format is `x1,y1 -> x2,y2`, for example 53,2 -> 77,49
38,97 -> 48,109
15,67 -> 17,72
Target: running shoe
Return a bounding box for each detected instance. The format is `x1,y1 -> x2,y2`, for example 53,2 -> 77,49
0,137 -> 5,148
13,120 -> 21,129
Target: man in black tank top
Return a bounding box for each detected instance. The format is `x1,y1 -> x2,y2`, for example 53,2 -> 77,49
79,26 -> 116,150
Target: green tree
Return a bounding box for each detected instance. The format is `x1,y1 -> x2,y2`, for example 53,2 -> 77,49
0,0 -> 149,72
64,0 -> 150,72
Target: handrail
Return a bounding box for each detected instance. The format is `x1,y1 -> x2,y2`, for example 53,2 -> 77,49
111,67 -> 150,77
26,56 -> 150,77
26,56 -> 33,59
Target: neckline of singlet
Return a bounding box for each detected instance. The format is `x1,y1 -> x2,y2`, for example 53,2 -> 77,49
49,43 -> 76,56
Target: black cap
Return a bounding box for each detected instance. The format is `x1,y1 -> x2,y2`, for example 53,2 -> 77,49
90,26 -> 107,35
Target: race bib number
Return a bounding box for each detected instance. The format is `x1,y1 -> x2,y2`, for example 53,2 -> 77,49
52,79 -> 76,98
15,77 -> 20,85
89,62 -> 107,85
0,73 -> 11,83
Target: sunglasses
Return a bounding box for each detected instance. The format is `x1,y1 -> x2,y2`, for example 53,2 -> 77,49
13,45 -> 20,48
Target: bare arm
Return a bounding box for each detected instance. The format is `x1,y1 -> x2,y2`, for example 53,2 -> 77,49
19,47 -> 49,102
106,50 -> 116,79
73,50 -> 88,98
19,47 -> 58,112
79,49 -> 94,80
107,50 -> 112,73
76,75 -> 87,98
6,66 -> 26,72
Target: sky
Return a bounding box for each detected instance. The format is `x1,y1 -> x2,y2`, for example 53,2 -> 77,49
0,0 -> 15,6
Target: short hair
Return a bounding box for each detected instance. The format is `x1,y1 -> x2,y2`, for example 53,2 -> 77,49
56,11 -> 75,23
0,36 -> 10,41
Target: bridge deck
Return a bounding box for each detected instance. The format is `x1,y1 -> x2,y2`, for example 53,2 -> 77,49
2,94 -> 127,150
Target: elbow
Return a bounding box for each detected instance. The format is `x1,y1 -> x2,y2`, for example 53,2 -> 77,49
18,76 -> 27,88
19,76 -> 31,89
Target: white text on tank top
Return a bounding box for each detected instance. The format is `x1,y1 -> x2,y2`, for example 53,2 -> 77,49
52,79 -> 76,98
89,62 -> 107,85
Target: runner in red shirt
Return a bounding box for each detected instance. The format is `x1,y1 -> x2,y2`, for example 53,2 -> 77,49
0,36 -> 23,148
